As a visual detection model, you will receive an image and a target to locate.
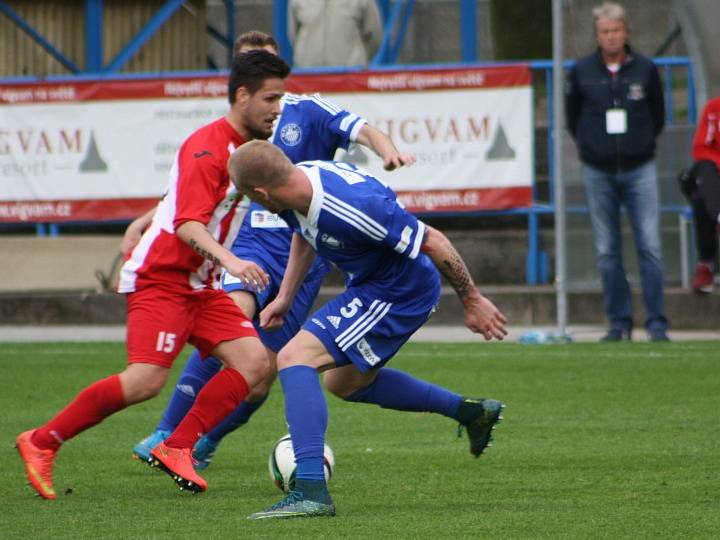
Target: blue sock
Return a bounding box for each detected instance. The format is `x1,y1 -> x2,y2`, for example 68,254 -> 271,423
279,366 -> 327,482
155,349 -> 222,432
345,368 -> 462,419
205,393 -> 268,441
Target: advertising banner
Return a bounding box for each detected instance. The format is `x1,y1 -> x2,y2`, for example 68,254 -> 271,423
0,65 -> 532,222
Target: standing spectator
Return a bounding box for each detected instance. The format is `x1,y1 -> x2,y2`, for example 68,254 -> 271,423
288,0 -> 382,68
679,95 -> 720,293
566,2 -> 669,342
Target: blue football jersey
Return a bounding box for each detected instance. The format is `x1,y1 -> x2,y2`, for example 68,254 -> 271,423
233,93 -> 367,272
272,93 -> 366,160
280,161 -> 441,298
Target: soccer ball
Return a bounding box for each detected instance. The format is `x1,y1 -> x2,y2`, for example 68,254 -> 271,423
267,434 -> 335,493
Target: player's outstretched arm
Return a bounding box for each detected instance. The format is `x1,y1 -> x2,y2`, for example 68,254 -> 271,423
176,220 -> 270,289
421,225 -> 507,341
260,233 -> 316,329
120,207 -> 156,256
356,124 -> 416,171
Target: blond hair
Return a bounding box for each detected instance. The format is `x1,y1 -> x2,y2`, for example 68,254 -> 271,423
228,140 -> 293,192
592,2 -> 628,31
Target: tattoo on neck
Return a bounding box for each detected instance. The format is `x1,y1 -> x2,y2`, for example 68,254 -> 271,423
189,239 -> 220,265
441,251 -> 472,299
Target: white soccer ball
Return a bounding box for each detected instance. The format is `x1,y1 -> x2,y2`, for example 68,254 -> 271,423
267,434 -> 335,493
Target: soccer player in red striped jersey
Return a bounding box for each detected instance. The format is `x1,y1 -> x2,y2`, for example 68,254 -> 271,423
15,50 -> 290,499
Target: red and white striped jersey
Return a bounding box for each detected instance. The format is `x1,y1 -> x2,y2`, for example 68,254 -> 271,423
118,117 -> 249,293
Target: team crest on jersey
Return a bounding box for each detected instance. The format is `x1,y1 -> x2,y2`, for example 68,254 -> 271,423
628,83 -> 645,101
280,123 -> 302,146
320,233 -> 343,249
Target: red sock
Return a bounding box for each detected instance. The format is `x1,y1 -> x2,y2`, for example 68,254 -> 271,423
32,375 -> 126,452
165,368 -> 249,449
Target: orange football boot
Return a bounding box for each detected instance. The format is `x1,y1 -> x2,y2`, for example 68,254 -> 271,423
151,443 -> 208,493
16,430 -> 57,500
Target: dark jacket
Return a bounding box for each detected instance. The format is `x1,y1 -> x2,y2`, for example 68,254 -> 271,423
565,46 -> 665,172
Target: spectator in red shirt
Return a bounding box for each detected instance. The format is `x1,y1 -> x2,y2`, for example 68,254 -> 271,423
679,96 -> 720,293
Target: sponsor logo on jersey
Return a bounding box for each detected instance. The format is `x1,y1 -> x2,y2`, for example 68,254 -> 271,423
280,123 -> 302,146
356,338 -> 381,366
312,318 -> 327,330
251,210 -> 289,229
240,321 -> 254,328
326,315 -> 342,329
320,233 -> 343,249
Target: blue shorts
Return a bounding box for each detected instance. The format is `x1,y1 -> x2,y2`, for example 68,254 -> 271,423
220,249 -> 325,353
304,283 -> 440,372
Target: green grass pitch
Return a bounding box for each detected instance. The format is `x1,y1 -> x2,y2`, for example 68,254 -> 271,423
1,341 -> 718,539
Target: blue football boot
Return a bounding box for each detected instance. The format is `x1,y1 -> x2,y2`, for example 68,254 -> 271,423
132,430 -> 170,464
192,435 -> 219,470
248,490 -> 336,520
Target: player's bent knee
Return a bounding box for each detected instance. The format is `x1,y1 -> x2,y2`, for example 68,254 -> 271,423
214,337 -> 270,387
248,362 -> 277,397
133,380 -> 165,402
276,347 -> 303,370
323,368 -> 377,399
238,352 -> 271,389
324,378 -> 361,400
322,375 -> 348,398
120,364 -> 169,404
275,337 -> 317,369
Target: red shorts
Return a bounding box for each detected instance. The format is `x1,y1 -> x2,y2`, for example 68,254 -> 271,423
125,286 -> 257,368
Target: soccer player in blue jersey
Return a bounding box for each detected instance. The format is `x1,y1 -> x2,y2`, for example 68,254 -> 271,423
130,31 -> 416,470
228,140 -> 508,519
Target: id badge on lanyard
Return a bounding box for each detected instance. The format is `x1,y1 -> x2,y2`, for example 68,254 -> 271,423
606,108 -> 627,134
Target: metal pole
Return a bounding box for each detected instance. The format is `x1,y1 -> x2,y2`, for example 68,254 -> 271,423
552,0 -> 568,335
273,0 -> 292,64
84,0 -> 103,72
460,0 -> 477,62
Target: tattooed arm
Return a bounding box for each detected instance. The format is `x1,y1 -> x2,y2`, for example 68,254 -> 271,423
421,225 -> 507,340
175,220 -> 269,289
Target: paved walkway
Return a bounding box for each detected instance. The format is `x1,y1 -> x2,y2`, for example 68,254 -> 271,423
0,325 -> 717,343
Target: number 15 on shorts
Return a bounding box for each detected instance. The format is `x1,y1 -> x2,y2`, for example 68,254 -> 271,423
156,331 -> 177,353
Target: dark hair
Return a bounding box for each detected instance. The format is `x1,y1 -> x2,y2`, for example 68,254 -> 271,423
233,30 -> 279,57
228,50 -> 290,104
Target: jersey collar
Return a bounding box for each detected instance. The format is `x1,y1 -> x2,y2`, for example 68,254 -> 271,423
295,165 -> 323,228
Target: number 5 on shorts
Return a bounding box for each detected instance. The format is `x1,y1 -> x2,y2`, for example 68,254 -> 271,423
340,297 -> 363,318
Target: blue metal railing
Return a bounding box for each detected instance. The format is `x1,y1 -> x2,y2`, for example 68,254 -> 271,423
0,57 -> 696,284
522,56 -> 696,284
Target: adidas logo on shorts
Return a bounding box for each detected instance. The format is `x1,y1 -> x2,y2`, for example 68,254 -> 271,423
326,315 -> 341,329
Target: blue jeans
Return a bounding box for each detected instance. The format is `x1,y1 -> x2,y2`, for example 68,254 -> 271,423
581,161 -> 668,332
